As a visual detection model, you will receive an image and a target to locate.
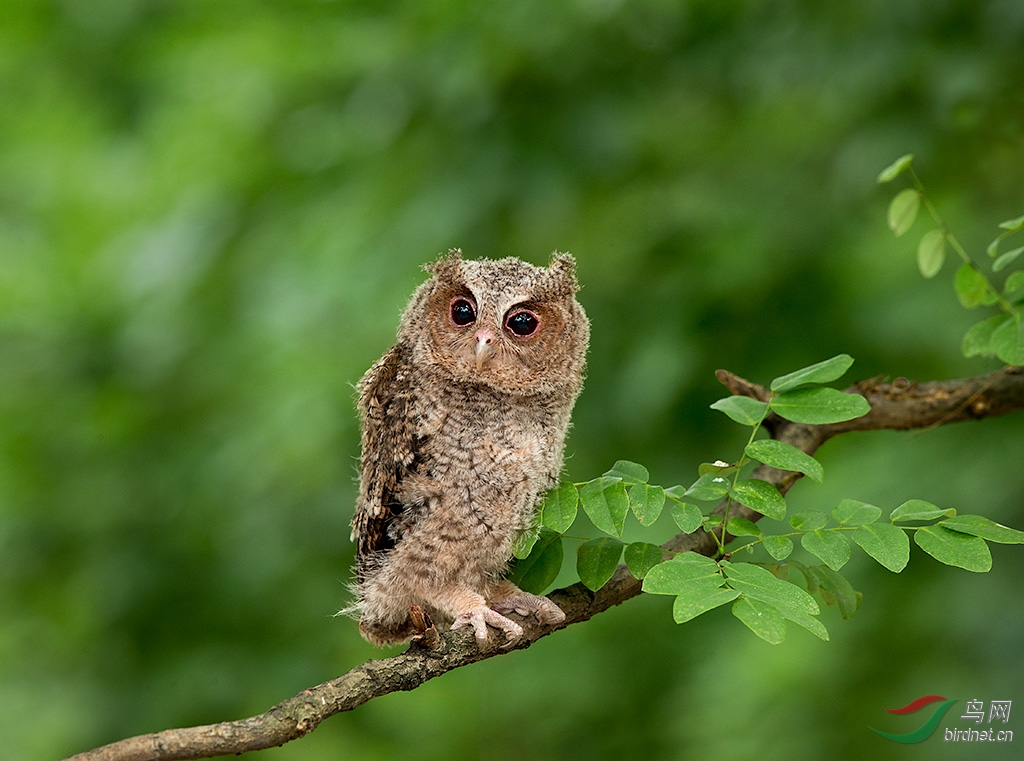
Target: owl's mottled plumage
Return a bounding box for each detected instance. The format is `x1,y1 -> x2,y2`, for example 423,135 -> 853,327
349,250 -> 589,646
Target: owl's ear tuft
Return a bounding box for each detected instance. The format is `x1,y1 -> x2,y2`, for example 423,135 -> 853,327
425,249 -> 463,278
546,252 -> 579,293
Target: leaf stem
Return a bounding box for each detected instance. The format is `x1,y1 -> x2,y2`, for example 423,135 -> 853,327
908,169 -> 1021,317
717,391 -> 776,555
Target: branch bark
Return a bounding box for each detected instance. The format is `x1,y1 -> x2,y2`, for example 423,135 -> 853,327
64,365 -> 1024,761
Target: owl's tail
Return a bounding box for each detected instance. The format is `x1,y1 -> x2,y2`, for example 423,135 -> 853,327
336,588 -> 418,646
358,615 -> 416,647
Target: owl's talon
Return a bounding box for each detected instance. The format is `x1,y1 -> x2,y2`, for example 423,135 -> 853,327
452,606 -> 524,646
491,592 -> 566,627
408,604 -> 441,649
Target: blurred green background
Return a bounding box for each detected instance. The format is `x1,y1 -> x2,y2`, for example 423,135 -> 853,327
2,1 -> 1023,759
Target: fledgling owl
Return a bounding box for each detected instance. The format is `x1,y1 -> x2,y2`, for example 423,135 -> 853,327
349,250 -> 589,647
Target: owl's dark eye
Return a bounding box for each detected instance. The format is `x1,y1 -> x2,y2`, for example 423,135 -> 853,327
505,309 -> 540,337
449,298 -> 477,326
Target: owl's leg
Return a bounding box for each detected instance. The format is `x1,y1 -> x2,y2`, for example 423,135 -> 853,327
438,588 -> 524,646
486,580 -> 566,626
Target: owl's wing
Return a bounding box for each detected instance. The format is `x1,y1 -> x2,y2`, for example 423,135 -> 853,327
351,343 -> 424,575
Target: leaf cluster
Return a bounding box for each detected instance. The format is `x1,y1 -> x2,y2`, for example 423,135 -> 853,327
879,154 -> 1024,365
508,354 -> 1024,644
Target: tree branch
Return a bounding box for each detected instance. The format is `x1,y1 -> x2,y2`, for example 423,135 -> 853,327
717,364 -> 1024,458
64,365 -> 1024,761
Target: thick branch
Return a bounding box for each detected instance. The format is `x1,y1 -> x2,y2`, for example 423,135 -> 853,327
65,365 -> 1024,761
717,364 -> 1024,456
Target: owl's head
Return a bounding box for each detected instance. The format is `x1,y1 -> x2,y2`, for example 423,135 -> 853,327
400,250 -> 589,396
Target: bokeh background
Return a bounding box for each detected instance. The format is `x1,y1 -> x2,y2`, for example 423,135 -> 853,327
2,1 -> 1023,759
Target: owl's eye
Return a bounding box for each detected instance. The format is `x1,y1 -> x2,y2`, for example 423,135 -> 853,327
449,298 -> 477,326
505,309 -> 540,337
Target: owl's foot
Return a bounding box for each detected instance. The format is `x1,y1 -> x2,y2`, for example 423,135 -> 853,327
486,580 -> 566,627
490,592 -> 566,626
451,606 -> 524,647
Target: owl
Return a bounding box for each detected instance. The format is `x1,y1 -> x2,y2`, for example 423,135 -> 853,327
349,249 -> 589,647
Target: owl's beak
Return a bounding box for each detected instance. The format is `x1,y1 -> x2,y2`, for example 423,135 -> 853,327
474,329 -> 498,371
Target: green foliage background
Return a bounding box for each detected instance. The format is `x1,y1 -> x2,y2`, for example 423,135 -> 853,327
2,1 -> 1022,759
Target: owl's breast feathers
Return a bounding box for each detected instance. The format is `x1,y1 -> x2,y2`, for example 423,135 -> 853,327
351,341 -> 566,579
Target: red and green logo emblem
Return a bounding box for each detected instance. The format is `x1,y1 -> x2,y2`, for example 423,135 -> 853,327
870,694 -> 958,743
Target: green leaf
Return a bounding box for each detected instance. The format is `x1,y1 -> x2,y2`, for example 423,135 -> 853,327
624,542 -> 665,580
745,439 -> 824,483
506,528 -> 563,593
887,188 -> 920,236
789,511 -> 829,531
914,525 -> 992,572
730,478 -> 787,521
722,561 -> 820,616
670,501 -> 704,533
579,478 -> 630,537
962,315 -> 1010,358
684,472 -> 732,501
954,263 -> 991,308
709,395 -> 769,426
540,482 -> 579,533
629,483 -> 665,527
576,537 -> 625,591
672,585 -> 740,624
916,228 -> 946,278
727,517 -> 762,537
604,460 -> 650,484
788,559 -> 817,593
511,528 -> 539,560
890,499 -> 955,523
780,608 -> 829,641
852,523 -> 909,573
801,530 -> 852,571
987,236 -> 1002,259
991,316 -> 1024,366
642,553 -> 723,596
992,244 -> 1024,272
770,387 -> 871,425
724,561 -> 827,641
697,460 -> 738,477
877,153 -> 914,183
806,565 -> 861,620
664,484 -> 687,501
732,596 -> 787,644
998,213 -> 1024,231
763,535 -> 794,561
702,515 -> 723,530
939,514 -> 1024,544
769,354 -> 855,393
832,499 -> 882,527
1004,269 -> 1024,296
